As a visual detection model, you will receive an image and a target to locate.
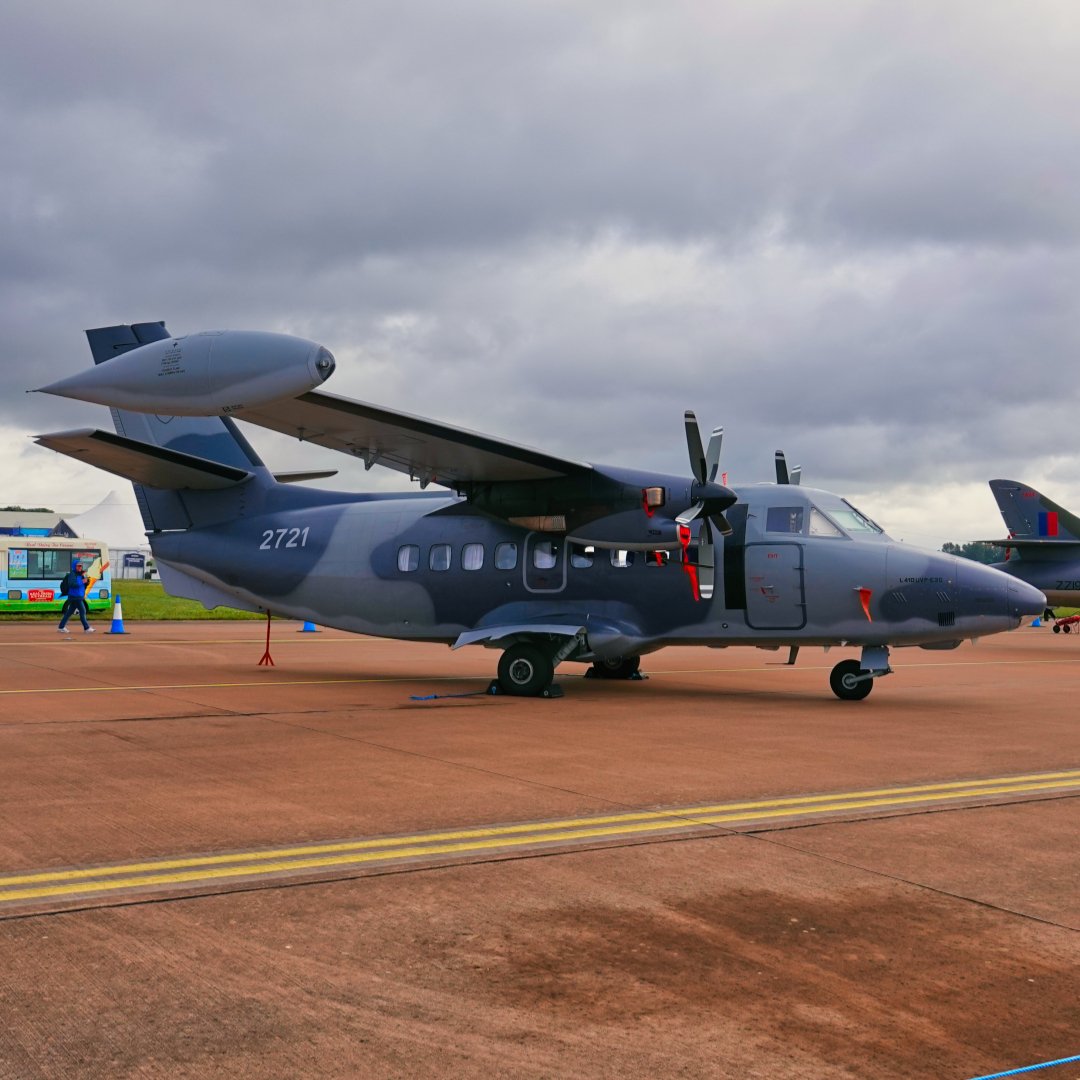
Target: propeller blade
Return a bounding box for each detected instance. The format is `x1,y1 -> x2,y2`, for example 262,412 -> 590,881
775,451 -> 803,485
775,451 -> 789,485
676,501 -> 704,527
705,426 -> 723,482
698,518 -> 715,600
684,411 -> 707,483
710,511 -> 733,537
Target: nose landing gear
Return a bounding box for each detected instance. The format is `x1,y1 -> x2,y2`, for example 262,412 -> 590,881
830,646 -> 892,701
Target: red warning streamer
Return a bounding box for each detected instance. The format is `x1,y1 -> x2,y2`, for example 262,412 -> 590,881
678,524 -> 700,602
857,588 -> 873,622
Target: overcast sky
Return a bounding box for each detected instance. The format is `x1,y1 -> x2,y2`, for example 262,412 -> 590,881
3,0 -> 1079,548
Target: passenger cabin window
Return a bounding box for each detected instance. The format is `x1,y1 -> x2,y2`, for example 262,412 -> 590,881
766,507 -> 804,534
570,544 -> 594,568
532,540 -> 559,569
429,544 -> 451,572
610,550 -> 634,568
397,545 -> 419,572
646,550 -> 670,566
494,542 -> 518,570
808,508 -> 844,538
461,543 -> 484,570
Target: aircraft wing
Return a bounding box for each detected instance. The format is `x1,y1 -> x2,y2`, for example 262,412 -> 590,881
234,390 -> 592,487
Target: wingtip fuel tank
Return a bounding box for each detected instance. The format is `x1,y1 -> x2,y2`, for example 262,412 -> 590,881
36,330 -> 335,415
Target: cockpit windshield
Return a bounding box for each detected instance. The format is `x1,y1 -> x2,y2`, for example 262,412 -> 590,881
828,500 -> 884,535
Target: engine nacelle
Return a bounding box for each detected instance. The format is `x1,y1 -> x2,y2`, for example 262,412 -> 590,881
566,509 -> 683,551
38,331 -> 335,415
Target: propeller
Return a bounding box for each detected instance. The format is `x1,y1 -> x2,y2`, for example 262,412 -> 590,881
676,411 -> 738,600
774,451 -> 802,486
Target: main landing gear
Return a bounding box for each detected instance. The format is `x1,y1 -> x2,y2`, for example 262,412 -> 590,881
829,646 -> 892,701
496,642 -> 556,697
492,638 -> 644,697
584,656 -> 643,681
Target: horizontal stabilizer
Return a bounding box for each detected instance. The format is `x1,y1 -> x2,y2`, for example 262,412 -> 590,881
33,429 -> 252,490
978,537 -> 1080,549
272,469 -> 338,484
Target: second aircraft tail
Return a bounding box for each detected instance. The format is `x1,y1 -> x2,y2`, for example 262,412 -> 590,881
989,479 -> 1080,543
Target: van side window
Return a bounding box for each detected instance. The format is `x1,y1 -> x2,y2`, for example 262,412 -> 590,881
462,543 -> 484,570
397,545 -> 419,572
429,544 -> 451,572
494,542 -> 518,570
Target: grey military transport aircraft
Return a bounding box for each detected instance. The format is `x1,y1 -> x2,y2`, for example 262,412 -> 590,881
982,479 -> 1080,612
33,322 -> 1044,700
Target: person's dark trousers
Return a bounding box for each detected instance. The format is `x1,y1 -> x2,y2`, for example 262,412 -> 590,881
58,597 -> 89,631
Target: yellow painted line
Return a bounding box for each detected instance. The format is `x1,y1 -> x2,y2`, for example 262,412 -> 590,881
2,771 -> 1077,904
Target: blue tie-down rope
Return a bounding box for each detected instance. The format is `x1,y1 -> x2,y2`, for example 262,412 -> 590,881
967,1053 -> 1080,1079
409,690 -> 492,701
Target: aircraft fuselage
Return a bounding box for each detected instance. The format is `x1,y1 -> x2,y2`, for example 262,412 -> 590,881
152,480 -> 1039,660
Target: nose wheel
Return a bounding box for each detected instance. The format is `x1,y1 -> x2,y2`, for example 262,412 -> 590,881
830,647 -> 891,701
830,660 -> 873,700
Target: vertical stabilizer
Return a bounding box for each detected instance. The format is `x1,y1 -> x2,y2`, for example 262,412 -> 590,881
989,479 -> 1080,542
86,322 -> 266,532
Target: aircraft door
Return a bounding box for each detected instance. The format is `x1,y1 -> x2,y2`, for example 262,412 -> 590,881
524,534 -> 567,593
745,543 -> 807,629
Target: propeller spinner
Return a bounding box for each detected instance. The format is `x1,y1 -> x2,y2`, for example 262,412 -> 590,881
676,411 -> 737,601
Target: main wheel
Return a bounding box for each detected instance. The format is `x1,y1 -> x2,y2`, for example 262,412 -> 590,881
830,659 -> 873,701
497,643 -> 555,697
591,656 -> 641,680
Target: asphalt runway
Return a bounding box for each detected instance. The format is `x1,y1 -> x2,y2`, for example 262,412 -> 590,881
0,621 -> 1077,1079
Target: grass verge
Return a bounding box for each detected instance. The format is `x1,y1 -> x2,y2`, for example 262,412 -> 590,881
0,580 -> 264,621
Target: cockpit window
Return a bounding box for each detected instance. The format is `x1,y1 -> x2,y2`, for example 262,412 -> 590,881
808,507 -> 844,538
766,507 -> 804,534
829,500 -> 883,534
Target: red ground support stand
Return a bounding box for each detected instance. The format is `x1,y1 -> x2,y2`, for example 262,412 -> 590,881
258,611 -> 275,665
1052,613 -> 1080,634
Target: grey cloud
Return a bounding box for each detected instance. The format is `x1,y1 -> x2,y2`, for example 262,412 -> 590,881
4,0 -> 1080,542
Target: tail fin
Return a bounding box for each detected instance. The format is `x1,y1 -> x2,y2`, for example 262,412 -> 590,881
86,321 -> 266,532
989,479 -> 1080,542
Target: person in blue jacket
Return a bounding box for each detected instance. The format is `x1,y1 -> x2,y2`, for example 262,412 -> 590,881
58,562 -> 95,633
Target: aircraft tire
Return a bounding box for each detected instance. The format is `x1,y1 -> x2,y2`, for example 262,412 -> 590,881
592,656 -> 641,680
829,659 -> 873,701
498,643 -> 554,697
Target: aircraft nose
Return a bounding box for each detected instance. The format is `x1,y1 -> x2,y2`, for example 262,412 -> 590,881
956,559 -> 1044,622
1007,577 -> 1046,618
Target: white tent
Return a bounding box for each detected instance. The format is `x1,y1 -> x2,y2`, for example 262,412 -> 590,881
64,490 -> 148,551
